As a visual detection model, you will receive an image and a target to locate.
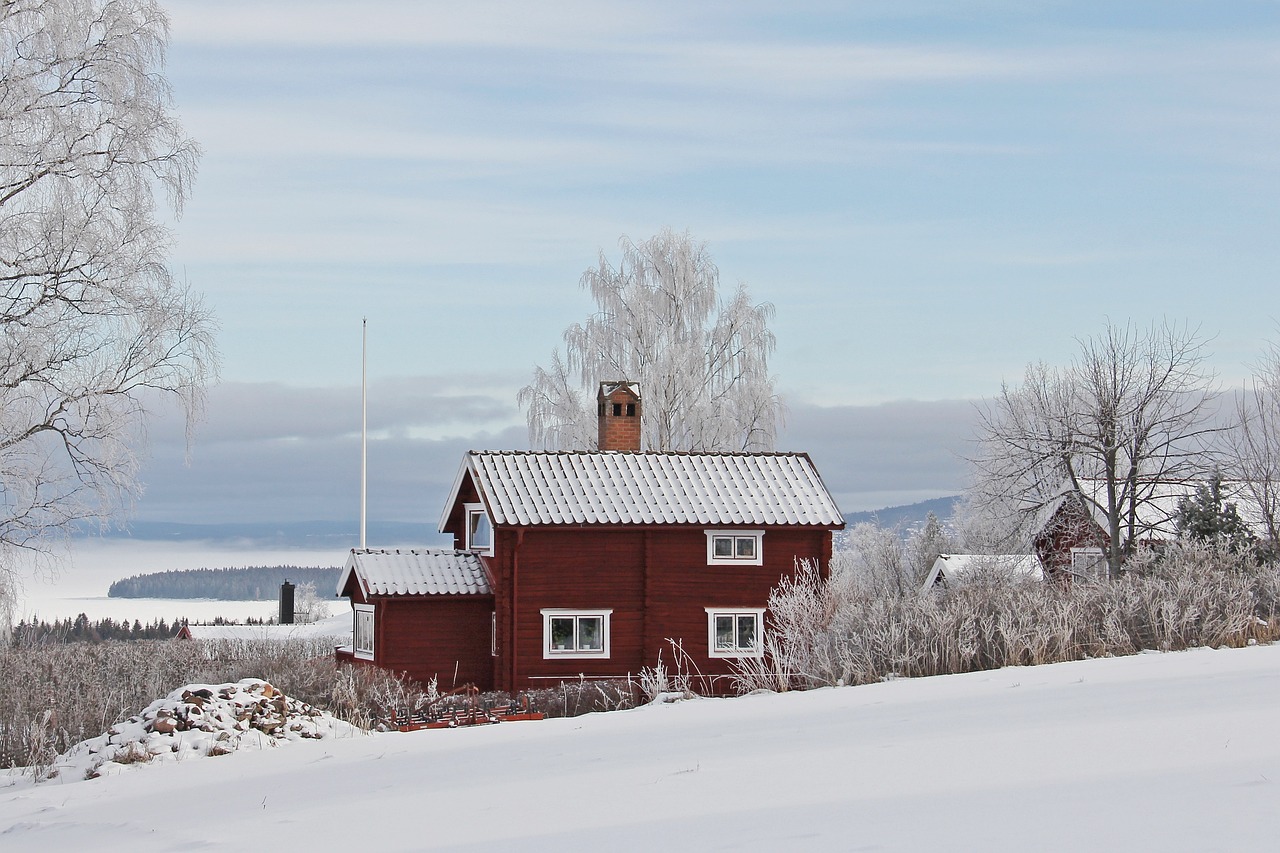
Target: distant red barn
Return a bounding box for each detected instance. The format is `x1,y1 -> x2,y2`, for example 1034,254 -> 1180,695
336,382 -> 845,693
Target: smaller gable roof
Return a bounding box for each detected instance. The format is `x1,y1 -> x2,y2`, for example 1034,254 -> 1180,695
337,548 -> 492,598
924,554 -> 1044,590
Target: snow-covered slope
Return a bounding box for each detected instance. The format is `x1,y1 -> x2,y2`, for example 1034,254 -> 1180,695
4,645 -> 1279,851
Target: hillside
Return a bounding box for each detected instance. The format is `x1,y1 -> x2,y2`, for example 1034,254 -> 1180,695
842,494 -> 960,528
3,644 -> 1277,850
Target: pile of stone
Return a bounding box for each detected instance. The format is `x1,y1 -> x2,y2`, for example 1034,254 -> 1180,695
61,678 -> 361,780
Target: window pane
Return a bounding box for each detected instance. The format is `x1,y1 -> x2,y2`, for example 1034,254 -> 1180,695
713,536 -> 734,558
736,537 -> 756,558
578,616 -> 603,651
355,610 -> 373,653
550,617 -> 575,651
469,511 -> 492,550
715,615 -> 735,649
736,614 -> 757,651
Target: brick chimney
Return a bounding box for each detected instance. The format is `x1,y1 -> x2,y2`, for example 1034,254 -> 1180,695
597,381 -> 642,452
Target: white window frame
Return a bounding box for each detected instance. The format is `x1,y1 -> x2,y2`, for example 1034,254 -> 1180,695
353,604 -> 375,661
705,530 -> 764,566
465,502 -> 493,555
540,608 -> 612,659
706,608 -> 766,659
1070,547 -> 1107,579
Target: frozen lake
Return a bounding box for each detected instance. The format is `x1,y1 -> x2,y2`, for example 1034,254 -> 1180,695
13,539 -> 348,624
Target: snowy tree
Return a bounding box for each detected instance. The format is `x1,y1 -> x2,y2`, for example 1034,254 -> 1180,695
1,2 -> 216,606
293,581 -> 330,624
968,321 -> 1218,577
518,229 -> 781,452
1175,472 -> 1255,554
1224,339 -> 1280,555
830,517 -> 958,598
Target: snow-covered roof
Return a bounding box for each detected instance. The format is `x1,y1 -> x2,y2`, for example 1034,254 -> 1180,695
923,554 -> 1044,590
599,380 -> 640,399
1038,479 -> 1268,540
338,548 -> 492,598
440,451 -> 845,530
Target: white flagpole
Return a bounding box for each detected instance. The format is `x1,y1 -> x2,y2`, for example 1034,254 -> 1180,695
360,317 -> 367,550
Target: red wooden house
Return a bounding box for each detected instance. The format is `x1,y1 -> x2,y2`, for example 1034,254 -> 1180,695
1033,478 -> 1266,579
337,382 -> 845,693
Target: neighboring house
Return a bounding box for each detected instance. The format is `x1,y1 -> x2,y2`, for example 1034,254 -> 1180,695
923,554 -> 1044,591
336,381 -> 845,693
1033,479 -> 1266,578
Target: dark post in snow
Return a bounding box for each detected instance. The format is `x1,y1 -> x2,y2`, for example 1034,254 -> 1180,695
280,580 -> 295,625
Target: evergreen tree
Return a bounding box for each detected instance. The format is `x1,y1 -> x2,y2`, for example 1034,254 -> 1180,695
1176,473 -> 1256,553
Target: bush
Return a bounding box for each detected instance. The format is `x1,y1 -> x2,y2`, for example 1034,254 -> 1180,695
0,637 -> 344,769
743,541 -> 1280,691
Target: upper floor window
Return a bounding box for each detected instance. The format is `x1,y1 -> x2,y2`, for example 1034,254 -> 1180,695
706,530 -> 764,566
465,502 -> 493,554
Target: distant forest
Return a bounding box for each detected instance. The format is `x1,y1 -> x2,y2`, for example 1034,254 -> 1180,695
10,614 -> 273,644
108,566 -> 342,600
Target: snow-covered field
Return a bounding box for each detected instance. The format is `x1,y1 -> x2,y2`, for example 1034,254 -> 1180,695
3,644 -> 1279,851
15,540 -> 344,623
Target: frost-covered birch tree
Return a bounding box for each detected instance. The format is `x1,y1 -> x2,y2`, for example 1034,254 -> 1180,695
1,0 -> 216,610
968,321 -> 1218,576
519,229 -> 781,452
1224,339 -> 1280,554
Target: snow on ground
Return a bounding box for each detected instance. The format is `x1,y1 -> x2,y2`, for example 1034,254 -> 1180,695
179,612 -> 351,643
4,645 -> 1280,851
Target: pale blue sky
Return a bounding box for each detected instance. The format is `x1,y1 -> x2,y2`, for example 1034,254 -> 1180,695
130,1 -> 1280,533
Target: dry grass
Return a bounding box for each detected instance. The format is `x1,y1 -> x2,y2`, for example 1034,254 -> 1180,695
738,541 -> 1280,691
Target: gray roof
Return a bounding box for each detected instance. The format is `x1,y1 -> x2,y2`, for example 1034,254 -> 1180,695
441,451 -> 845,530
338,548 -> 492,597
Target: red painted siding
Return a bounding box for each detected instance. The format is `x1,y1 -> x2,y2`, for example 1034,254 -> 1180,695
369,594 -> 494,691
488,524 -> 833,693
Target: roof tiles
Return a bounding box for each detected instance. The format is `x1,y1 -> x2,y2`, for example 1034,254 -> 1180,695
339,548 -> 491,598
458,451 -> 844,528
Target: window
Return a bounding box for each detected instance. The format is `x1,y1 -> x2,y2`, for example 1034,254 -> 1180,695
540,609 -> 612,659
1071,547 -> 1106,579
465,502 -> 493,554
490,612 -> 497,657
706,608 -> 765,658
353,604 -> 374,661
706,530 -> 764,566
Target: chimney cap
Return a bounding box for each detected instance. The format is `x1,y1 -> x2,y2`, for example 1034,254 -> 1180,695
598,380 -> 641,400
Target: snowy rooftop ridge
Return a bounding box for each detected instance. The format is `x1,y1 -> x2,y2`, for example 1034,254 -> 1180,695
338,548 -> 491,598
446,451 -> 845,529
1036,478 -> 1270,540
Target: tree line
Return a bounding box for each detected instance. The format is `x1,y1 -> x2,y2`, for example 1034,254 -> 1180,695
12,614 -> 191,644
108,566 -> 341,600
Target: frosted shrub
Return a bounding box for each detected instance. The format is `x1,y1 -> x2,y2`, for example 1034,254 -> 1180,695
1,637 -> 347,769
746,542 -> 1280,692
